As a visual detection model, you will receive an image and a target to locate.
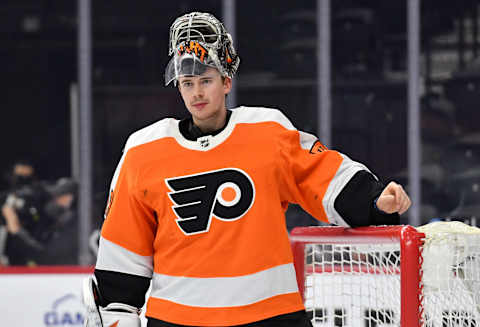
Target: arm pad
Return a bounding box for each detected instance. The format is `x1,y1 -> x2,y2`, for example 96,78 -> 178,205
82,276 -> 141,327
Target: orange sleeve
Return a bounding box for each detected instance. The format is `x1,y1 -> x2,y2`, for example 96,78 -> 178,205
278,129 -> 343,224
101,149 -> 157,257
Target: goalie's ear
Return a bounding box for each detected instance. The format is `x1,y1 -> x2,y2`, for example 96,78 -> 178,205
223,76 -> 232,95
82,276 -> 141,327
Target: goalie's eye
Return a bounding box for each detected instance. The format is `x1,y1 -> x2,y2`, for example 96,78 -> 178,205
181,81 -> 193,88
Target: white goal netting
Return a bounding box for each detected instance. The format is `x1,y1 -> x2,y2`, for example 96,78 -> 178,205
291,222 -> 480,327
418,221 -> 480,327
304,242 -> 402,326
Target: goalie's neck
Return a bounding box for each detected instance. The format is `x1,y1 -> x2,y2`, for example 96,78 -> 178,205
179,110 -> 232,141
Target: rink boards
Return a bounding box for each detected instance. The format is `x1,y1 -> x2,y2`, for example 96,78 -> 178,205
1,267 -> 478,326
0,266 -> 149,327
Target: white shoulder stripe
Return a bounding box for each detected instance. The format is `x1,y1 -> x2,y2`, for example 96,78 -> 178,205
96,236 -> 153,278
322,154 -> 374,226
233,107 -> 319,150
232,106 -> 296,131
125,118 -> 178,151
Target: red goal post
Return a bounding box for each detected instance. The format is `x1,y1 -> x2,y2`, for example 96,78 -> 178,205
290,225 -> 425,326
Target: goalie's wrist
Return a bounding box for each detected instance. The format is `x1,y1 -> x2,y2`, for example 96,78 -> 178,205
372,197 -> 400,225
373,197 -> 389,215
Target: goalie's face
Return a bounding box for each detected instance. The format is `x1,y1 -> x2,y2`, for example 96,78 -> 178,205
178,67 -> 231,131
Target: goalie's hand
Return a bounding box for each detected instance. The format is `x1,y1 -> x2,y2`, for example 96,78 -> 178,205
376,181 -> 411,215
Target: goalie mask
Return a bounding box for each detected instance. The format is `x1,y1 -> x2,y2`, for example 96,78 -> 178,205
165,12 -> 240,86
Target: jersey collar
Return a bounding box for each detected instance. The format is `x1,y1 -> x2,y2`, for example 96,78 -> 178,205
173,108 -> 238,151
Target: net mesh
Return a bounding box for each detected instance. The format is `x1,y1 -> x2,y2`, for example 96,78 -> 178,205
299,223 -> 480,327
304,242 -> 402,326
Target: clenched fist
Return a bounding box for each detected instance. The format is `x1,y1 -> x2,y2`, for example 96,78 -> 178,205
376,181 -> 411,215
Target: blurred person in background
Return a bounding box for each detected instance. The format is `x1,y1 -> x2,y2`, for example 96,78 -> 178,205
0,159 -> 52,265
35,177 -> 78,265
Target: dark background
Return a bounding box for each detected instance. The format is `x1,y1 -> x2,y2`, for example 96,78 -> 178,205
2,0 -> 480,223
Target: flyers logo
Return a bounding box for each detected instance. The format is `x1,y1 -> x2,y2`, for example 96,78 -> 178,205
309,140 -> 328,154
166,168 -> 255,235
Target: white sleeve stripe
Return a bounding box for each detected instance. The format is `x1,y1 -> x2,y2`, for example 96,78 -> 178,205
95,236 -> 153,278
150,263 -> 298,308
322,154 -> 372,227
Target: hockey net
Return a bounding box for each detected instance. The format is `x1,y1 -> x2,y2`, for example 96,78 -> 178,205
290,222 -> 480,326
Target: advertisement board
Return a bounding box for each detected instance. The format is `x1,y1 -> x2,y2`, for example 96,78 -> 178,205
0,266 -> 149,327
0,267 -> 91,326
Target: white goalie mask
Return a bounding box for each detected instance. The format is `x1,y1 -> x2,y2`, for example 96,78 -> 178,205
165,12 -> 240,86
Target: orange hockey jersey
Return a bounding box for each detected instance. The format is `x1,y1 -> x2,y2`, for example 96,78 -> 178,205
96,106 -> 370,326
